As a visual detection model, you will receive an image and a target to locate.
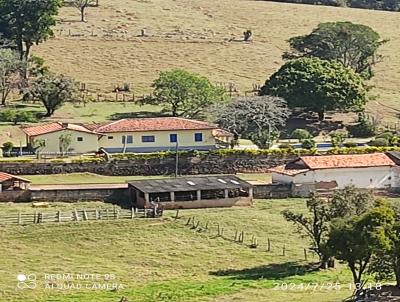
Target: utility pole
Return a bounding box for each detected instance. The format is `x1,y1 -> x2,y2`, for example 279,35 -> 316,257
175,140 -> 179,178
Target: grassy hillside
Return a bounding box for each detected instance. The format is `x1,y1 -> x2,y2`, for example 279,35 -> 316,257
32,0 -> 400,120
0,200 -> 353,302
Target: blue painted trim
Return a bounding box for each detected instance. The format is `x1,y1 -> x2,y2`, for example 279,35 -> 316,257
104,145 -> 216,153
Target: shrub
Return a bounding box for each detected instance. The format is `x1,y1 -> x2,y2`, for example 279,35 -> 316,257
330,130 -> 347,147
368,138 -> 389,147
376,131 -> 394,140
278,143 -> 294,150
348,114 -> 376,137
343,141 -> 357,148
301,139 -> 316,149
0,109 -> 37,124
291,129 -> 312,141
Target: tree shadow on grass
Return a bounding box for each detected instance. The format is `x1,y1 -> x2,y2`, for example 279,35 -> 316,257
109,111 -> 171,120
210,262 -> 319,280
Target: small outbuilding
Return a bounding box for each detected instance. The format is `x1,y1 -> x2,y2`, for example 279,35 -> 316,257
0,172 -> 31,192
269,153 -> 398,196
128,175 -> 253,209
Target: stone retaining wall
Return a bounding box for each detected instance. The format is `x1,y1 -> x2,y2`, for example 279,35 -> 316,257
0,154 -> 295,176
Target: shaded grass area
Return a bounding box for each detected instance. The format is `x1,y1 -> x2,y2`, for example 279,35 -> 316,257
0,200 -> 353,301
20,172 -> 271,185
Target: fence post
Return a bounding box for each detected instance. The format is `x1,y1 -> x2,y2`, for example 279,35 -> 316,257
204,221 -> 208,230
83,210 -> 88,221
95,209 -> 100,220
234,230 -> 238,241
304,248 -> 308,261
106,209 -> 109,219
131,208 -> 135,219
57,211 -> 61,223
186,217 -> 191,225
174,210 -> 179,220
267,238 -> 271,252
34,211 -> 37,224
217,223 -> 220,236
74,209 -> 79,221
18,212 -> 22,225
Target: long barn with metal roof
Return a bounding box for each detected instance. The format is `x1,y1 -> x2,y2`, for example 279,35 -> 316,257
128,175 -> 253,209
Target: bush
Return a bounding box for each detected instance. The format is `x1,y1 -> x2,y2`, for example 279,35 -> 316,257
348,114 -> 376,137
2,141 -> 13,153
376,131 -> 394,140
278,143 -> 294,150
368,138 -> 389,147
330,131 -> 347,147
343,141 -> 357,148
301,139 -> 316,149
291,129 -> 312,141
0,109 -> 37,124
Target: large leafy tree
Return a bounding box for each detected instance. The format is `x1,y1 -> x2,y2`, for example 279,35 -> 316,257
261,58 -> 368,121
141,69 -> 226,118
215,95 -> 289,148
0,48 -> 24,105
0,0 -> 62,61
29,73 -> 78,116
284,22 -> 386,79
283,187 -> 376,268
327,200 -> 395,287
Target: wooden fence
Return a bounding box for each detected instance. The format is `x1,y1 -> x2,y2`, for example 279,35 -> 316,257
177,214 -> 316,261
0,207 -> 153,225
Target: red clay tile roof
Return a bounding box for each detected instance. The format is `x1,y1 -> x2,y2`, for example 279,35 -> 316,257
21,122 -> 95,137
269,165 -> 309,176
300,153 -> 395,169
0,172 -> 31,183
92,117 -> 217,133
213,129 -> 234,137
270,153 -> 396,176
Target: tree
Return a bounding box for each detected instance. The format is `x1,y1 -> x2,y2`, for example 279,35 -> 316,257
141,69 -> 226,118
284,22 -> 386,79
0,49 -> 23,105
58,133 -> 72,156
215,95 -> 289,148
29,73 -> 78,116
282,187 -> 376,268
71,0 -> 97,22
327,200 -> 395,286
282,194 -> 331,266
261,58 -> 368,121
0,0 -> 62,61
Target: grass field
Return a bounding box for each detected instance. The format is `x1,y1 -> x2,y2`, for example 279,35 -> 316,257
32,0 -> 400,121
21,172 -> 271,185
0,199 -> 354,302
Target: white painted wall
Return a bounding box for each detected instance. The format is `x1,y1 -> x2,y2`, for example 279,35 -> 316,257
272,166 -> 395,189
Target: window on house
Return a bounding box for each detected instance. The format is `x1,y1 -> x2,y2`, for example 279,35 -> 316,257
108,136 -> 114,140
77,137 -> 83,142
170,134 -> 177,143
142,135 -> 155,143
194,133 -> 203,142
122,135 -> 133,144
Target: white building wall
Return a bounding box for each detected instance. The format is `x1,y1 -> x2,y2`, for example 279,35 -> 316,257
291,166 -> 393,189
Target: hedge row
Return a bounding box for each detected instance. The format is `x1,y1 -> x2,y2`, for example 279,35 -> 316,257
1,147 -> 399,164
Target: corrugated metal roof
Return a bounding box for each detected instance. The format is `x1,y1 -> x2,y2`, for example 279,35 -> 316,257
128,175 -> 252,193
